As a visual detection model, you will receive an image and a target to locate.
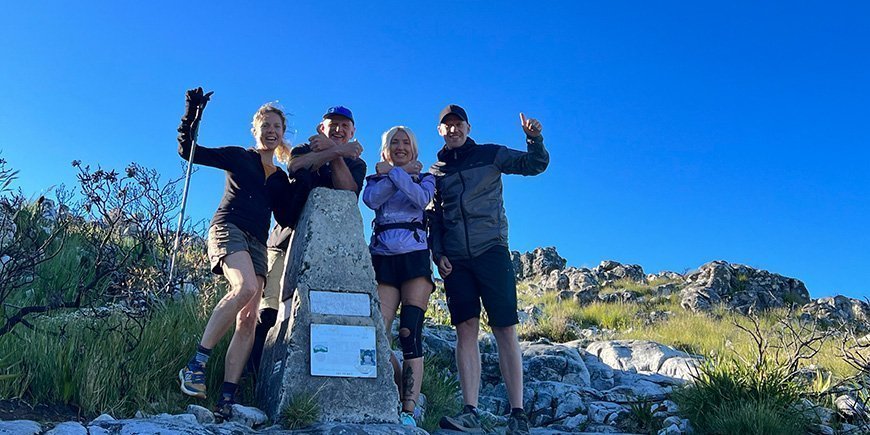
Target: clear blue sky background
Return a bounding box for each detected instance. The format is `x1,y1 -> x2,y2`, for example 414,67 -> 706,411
1,2 -> 867,299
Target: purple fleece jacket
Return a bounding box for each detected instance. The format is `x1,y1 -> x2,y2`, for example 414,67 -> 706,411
362,167 -> 435,256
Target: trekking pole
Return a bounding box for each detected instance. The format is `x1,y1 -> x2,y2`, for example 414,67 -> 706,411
167,90 -> 214,293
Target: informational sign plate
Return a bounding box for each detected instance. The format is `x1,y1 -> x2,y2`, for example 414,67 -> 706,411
310,324 -> 377,378
310,291 -> 371,317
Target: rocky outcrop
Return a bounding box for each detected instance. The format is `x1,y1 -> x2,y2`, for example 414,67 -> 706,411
801,296 -> 870,331
680,261 -> 809,313
511,246 -> 566,280
424,326 -> 701,433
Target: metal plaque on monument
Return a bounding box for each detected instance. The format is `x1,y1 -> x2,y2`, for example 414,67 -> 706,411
256,187 -> 399,424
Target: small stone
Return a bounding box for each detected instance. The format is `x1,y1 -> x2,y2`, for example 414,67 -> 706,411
229,404 -> 268,428
45,421 -> 88,435
187,404 -> 216,424
92,414 -> 115,422
0,420 -> 41,435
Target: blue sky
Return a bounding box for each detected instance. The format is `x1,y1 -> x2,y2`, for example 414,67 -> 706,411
1,2 -> 867,298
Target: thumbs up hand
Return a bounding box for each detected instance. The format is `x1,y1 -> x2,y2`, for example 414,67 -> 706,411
519,113 -> 543,137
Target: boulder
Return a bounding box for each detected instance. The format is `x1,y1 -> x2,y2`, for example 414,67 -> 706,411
0,420 -> 40,435
586,340 -> 701,381
594,260 -> 646,284
511,247 -> 567,280
801,296 -> 870,331
680,261 -> 809,313
522,341 -> 591,387
45,422 -> 87,435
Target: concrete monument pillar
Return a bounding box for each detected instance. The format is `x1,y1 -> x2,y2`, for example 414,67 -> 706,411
256,187 -> 399,423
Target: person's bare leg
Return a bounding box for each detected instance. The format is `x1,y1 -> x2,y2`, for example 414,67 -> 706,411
223,275 -> 264,384
378,284 -> 402,390
199,251 -> 262,349
399,277 -> 433,413
492,324 -> 523,409
455,317 -> 481,408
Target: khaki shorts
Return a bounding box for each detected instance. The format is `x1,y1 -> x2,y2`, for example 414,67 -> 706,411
260,248 -> 286,310
207,223 -> 268,278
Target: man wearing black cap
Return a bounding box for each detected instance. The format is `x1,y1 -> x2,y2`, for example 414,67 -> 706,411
430,104 -> 548,434
248,106 -> 366,374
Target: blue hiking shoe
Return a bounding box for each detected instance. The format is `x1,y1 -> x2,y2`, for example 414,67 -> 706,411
400,411 -> 417,427
178,362 -> 207,399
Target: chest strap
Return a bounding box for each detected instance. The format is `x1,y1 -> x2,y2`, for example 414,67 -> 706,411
373,221 -> 425,243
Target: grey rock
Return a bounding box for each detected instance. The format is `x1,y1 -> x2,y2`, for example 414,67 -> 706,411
45,422 -> 87,435
89,414 -> 209,435
801,296 -> 870,331
836,394 -> 868,420
658,423 -> 683,435
522,341 -> 592,387
648,271 -> 685,283
518,305 -> 543,327
511,247 -> 567,280
186,404 -> 216,424
257,188 -> 400,424
558,413 -> 589,431
598,290 -> 642,304
680,261 -> 809,313
594,261 -> 646,284
92,413 -> 115,422
586,340 -> 701,381
654,283 -> 678,297
291,422 -> 428,434
587,401 -> 628,425
0,420 -> 41,435
229,404 -> 268,428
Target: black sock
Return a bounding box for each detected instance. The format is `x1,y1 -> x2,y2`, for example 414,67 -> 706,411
511,407 -> 526,416
220,382 -> 238,402
190,344 -> 212,367
463,404 -> 478,415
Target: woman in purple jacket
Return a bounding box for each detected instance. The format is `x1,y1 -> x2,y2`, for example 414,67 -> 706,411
363,126 -> 435,427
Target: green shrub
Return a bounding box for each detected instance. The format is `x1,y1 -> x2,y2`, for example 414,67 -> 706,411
0,294 -> 230,417
281,390 -> 320,429
705,400 -> 806,435
672,358 -> 809,435
625,398 -> 663,434
420,355 -> 460,432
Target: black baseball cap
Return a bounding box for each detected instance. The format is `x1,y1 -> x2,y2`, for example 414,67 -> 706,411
439,104 -> 468,124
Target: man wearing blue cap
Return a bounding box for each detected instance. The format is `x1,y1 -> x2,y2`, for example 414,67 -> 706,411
430,104 -> 548,434
248,106 -> 366,374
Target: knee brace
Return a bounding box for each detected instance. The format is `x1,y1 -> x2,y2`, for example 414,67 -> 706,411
398,305 -> 425,360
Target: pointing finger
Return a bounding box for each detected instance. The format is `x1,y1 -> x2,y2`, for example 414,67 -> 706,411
519,112 -> 527,127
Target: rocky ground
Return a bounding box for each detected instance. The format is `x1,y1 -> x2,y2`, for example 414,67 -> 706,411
2,247 -> 869,434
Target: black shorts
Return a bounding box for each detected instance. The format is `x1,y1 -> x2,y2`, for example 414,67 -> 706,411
371,249 -> 434,289
443,245 -> 518,327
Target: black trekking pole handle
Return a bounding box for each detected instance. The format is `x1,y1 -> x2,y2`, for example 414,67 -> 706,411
168,90 -> 214,293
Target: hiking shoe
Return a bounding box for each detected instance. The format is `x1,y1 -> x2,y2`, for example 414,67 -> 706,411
178,363 -> 207,399
506,410 -> 531,435
213,396 -> 235,423
400,411 -> 417,427
439,408 -> 483,432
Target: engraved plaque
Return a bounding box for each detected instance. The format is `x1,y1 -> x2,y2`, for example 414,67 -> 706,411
310,291 -> 371,317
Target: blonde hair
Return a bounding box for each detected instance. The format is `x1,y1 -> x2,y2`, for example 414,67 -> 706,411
380,126 -> 419,164
251,103 -> 292,164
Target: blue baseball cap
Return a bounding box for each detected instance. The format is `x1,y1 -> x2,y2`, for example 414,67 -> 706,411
323,106 -> 354,124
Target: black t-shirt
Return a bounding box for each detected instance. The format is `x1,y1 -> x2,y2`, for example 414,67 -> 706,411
266,144 -> 367,249
177,143 -> 291,245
